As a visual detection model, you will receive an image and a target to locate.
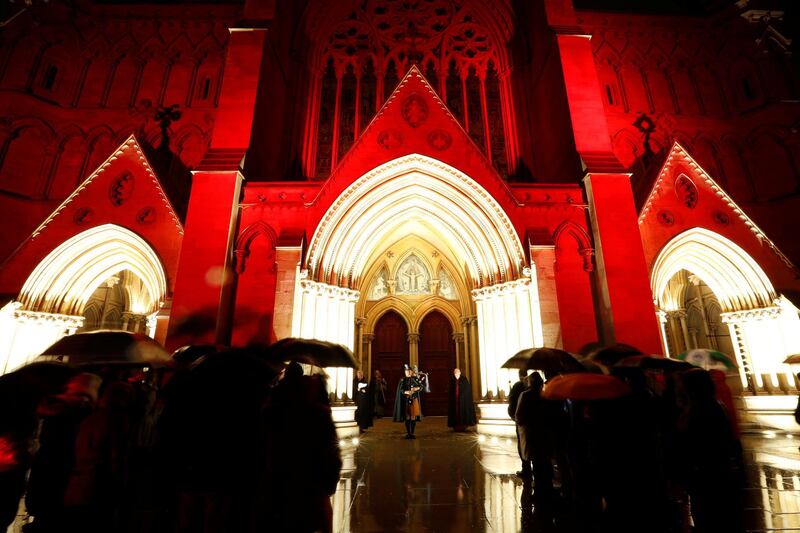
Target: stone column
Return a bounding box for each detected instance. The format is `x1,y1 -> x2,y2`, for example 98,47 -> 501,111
408,332 -> 420,368
452,332 -> 464,370
363,333 -> 375,377
356,318 -> 366,370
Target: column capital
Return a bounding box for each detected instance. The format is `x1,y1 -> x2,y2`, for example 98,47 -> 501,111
356,317 -> 367,327
407,333 -> 420,344
362,333 -> 375,343
452,332 -> 464,342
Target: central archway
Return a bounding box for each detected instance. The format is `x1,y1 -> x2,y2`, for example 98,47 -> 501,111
294,155 -> 543,411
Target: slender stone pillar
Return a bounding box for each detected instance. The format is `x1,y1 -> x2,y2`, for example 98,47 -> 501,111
408,332 -> 420,368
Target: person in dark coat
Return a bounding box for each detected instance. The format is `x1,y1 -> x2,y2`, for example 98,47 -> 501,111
514,373 -> 554,500
507,368 -> 530,478
370,370 -> 388,418
393,366 -> 422,439
353,370 -> 373,432
256,362 -> 341,533
447,368 -> 476,431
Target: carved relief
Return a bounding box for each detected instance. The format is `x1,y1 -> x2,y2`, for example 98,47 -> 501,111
657,210 -> 675,226
377,129 -> 403,150
396,254 -> 430,295
712,211 -> 730,226
109,173 -> 135,206
675,175 -> 698,209
401,94 -> 429,128
73,207 -> 94,225
427,129 -> 452,151
136,206 -> 156,224
438,268 -> 457,300
368,269 -> 390,300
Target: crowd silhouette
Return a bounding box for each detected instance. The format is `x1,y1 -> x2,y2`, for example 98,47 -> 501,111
0,339 -> 754,532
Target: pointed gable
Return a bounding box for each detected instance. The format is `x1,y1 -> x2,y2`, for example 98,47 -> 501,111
0,136 -> 184,296
310,66 -> 520,219
638,141 -> 799,295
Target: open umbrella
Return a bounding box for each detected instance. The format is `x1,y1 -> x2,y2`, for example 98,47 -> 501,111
171,344 -> 220,365
783,354 -> 800,365
265,338 -> 358,368
676,349 -> 737,370
542,373 -> 631,401
502,347 -> 585,374
39,330 -> 169,367
616,355 -> 693,372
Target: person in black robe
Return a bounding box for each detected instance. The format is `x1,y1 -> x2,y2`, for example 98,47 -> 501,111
393,366 -> 422,439
370,370 -> 388,418
353,370 -> 373,432
447,368 -> 476,431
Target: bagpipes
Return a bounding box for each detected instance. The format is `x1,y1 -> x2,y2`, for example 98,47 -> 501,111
415,368 -> 432,393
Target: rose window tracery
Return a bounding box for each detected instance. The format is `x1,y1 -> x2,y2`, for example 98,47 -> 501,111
307,0 -> 514,179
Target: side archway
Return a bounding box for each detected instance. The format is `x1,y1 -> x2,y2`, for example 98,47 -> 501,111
651,227 -> 800,394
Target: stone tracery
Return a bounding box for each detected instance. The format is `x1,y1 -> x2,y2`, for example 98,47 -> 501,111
307,0 -> 514,178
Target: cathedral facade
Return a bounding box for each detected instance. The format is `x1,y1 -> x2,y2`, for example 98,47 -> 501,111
0,0 -> 798,429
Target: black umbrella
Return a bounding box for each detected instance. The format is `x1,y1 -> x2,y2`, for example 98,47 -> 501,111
502,347 -> 585,374
265,337 -> 358,368
171,344 -> 220,365
39,330 -> 169,367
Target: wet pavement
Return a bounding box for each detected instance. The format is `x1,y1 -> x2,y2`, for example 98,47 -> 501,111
332,417 -> 800,532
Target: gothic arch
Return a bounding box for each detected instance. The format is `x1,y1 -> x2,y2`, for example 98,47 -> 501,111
412,299 -> 462,333
306,154 -> 526,289
18,224 -> 168,316
651,227 -> 776,313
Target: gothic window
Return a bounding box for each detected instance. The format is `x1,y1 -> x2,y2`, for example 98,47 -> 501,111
307,0 -> 513,178
199,77 -> 212,100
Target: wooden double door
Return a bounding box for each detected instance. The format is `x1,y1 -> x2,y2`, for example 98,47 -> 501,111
372,310 -> 455,416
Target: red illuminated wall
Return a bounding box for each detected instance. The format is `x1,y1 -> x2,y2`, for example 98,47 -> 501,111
0,0 -> 797,355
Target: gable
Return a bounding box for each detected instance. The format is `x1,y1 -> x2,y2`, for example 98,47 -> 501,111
638,142 -> 799,295
0,135 -> 184,297
308,66 -> 521,224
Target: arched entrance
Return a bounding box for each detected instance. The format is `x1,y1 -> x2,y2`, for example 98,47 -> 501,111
0,224 -> 168,373
418,310 -> 456,416
652,228 -> 800,394
293,154 -> 541,414
372,311 -> 410,400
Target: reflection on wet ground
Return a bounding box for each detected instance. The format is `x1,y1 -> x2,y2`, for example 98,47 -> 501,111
333,417 -> 800,532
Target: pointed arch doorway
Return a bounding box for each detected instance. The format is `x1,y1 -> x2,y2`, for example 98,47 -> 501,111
372,311 -> 410,403
418,310 -> 456,416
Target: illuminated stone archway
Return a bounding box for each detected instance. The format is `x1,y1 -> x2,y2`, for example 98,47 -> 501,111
295,154 -> 543,418
0,224 -> 167,373
651,227 -> 800,393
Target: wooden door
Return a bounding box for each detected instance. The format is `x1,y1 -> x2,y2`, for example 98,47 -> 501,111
372,311 -> 409,404
418,311 -> 455,416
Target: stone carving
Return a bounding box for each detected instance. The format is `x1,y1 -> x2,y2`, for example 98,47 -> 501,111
657,209 -> 675,226
675,174 -> 698,209
377,129 -> 403,150
712,211 -> 730,226
109,173 -> 135,206
427,129 -> 452,151
439,269 -> 457,300
136,206 -> 156,224
396,254 -> 430,295
368,270 -> 389,300
401,94 -> 428,128
73,207 -> 94,225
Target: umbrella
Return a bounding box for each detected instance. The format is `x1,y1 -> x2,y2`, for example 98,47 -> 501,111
784,354 -> 800,365
0,361 -> 76,402
265,337 -> 358,368
542,373 -> 631,401
616,355 -> 693,372
171,344 -> 220,365
502,347 -> 585,374
676,349 -> 737,370
39,330 -> 169,367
